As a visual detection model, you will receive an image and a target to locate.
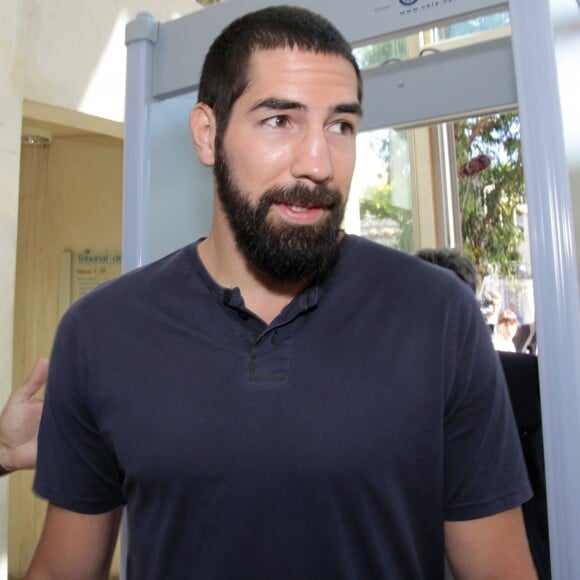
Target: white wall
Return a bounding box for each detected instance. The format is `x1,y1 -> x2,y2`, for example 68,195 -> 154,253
0,3 -> 25,576
19,0 -> 202,123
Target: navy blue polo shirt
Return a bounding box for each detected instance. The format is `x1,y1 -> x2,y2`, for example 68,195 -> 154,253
35,235 -> 531,579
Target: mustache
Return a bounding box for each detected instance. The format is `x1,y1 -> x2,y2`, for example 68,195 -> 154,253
259,183 -> 343,210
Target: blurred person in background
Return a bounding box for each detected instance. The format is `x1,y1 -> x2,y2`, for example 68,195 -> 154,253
493,309 -> 520,352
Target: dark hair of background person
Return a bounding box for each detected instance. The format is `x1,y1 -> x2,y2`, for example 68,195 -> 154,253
415,247 -> 478,293
198,5 -> 363,145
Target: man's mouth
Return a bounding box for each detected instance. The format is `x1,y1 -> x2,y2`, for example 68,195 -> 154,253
289,204 -> 317,212
274,202 -> 326,224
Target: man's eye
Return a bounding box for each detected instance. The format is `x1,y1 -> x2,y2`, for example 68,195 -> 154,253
263,115 -> 290,128
328,121 -> 355,135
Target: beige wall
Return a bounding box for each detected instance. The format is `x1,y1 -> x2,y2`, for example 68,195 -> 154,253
10,132 -> 124,578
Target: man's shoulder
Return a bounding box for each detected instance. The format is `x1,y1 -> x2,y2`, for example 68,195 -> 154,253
65,243 -> 199,317
338,235 -> 469,296
338,235 -> 418,279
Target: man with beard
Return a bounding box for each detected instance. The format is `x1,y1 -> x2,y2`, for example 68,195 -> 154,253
27,6 -> 537,580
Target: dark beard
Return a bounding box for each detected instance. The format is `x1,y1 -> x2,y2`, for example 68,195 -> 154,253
213,144 -> 345,284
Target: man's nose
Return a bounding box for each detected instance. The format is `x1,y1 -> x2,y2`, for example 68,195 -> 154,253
290,127 -> 334,185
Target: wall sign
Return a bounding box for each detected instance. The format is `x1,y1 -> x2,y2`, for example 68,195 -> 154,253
72,249 -> 122,301
59,249 -> 122,318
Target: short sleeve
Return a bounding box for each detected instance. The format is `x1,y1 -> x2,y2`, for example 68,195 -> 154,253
443,294 -> 532,520
33,304 -> 124,514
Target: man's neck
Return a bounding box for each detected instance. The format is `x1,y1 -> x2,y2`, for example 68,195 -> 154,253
197,234 -> 313,325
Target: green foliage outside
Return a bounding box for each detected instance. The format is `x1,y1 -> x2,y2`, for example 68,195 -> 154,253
357,112 -> 525,271
353,29 -> 525,272
358,129 -> 414,253
359,181 -> 414,253
455,113 -> 526,276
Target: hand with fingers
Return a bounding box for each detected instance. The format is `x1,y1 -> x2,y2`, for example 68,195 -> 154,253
0,359 -> 47,475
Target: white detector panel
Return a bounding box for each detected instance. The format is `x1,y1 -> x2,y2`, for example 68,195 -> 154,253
153,0 -> 508,99
148,94 -> 214,262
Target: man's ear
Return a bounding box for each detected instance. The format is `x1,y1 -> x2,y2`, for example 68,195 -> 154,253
190,103 -> 217,166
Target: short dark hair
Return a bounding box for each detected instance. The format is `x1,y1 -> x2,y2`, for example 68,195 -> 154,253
198,5 -> 362,142
415,248 -> 478,293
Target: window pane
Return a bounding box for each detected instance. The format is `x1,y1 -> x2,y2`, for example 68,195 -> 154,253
434,11 -> 510,41
346,128 -> 414,252
454,111 -> 536,351
352,37 -> 408,70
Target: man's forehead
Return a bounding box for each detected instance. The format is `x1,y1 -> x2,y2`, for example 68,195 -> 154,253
245,47 -> 360,97
247,47 -> 356,75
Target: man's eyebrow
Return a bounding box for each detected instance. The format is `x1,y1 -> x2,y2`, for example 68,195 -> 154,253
332,103 -> 363,117
250,98 -> 306,112
250,98 -> 363,117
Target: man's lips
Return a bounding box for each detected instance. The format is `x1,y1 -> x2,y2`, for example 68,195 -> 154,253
273,202 -> 326,224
